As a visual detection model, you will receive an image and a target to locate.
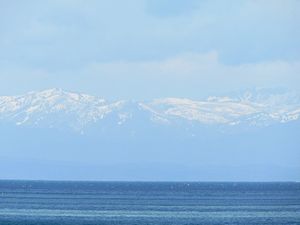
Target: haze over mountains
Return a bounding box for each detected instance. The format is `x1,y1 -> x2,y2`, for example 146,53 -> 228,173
1,88 -> 300,132
1,89 -> 300,181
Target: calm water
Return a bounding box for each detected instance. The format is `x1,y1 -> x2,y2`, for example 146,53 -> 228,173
0,181 -> 299,225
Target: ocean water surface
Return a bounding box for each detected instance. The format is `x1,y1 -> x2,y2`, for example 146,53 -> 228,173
0,181 -> 299,225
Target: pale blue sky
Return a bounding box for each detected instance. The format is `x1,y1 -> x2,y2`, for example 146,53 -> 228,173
0,0 -> 299,99
1,1 -> 300,181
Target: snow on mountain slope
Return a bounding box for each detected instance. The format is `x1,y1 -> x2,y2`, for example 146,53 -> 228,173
0,88 -> 300,131
140,97 -> 262,125
141,94 -> 300,126
0,88 -> 126,130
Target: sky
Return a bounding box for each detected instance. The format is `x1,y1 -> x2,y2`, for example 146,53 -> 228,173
0,0 -> 300,100
0,0 -> 300,181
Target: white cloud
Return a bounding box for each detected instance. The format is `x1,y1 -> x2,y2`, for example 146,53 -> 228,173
82,51 -> 300,97
1,51 -> 299,99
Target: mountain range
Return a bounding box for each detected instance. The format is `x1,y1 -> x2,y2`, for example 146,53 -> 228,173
1,88 -> 299,181
1,88 -> 300,133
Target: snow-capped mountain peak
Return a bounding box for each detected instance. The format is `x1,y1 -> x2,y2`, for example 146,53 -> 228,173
0,89 -> 300,131
0,89 -> 125,129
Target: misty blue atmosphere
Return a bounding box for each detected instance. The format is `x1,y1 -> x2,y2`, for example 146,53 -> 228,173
1,1 -> 300,224
0,0 -> 300,182
0,0 -> 299,99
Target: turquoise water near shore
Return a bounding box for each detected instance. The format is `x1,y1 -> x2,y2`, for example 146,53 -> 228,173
0,181 -> 299,225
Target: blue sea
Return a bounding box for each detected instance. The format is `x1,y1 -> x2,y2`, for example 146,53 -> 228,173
0,181 -> 299,225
